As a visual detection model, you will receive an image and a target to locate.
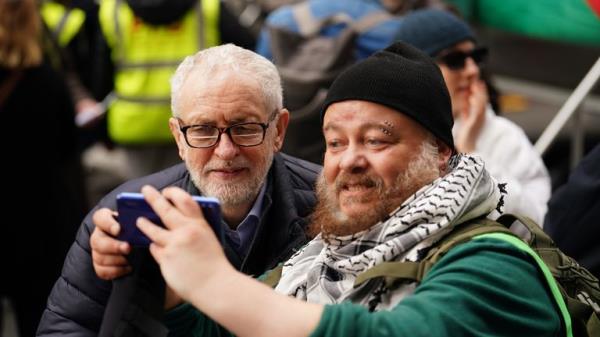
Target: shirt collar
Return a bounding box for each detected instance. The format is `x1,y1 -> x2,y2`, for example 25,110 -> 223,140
224,180 -> 268,256
246,180 -> 267,223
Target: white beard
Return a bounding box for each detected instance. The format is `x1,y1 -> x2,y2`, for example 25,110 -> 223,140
187,148 -> 274,207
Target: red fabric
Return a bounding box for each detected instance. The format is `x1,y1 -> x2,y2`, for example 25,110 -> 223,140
588,0 -> 600,18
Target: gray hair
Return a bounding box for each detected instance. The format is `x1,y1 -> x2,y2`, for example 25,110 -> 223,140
170,44 -> 283,117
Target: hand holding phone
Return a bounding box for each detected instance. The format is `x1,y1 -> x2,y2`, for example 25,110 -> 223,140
135,186 -> 234,304
116,192 -> 223,246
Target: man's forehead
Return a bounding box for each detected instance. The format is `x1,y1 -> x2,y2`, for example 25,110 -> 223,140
184,70 -> 259,94
182,101 -> 268,123
181,75 -> 266,113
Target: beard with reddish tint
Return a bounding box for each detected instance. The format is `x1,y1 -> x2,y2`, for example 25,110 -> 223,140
308,173 -> 390,238
308,143 -> 441,239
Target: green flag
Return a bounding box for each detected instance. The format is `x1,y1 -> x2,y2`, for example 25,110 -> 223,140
448,0 -> 600,46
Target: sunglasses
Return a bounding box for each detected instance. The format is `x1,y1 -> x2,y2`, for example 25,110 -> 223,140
437,47 -> 488,70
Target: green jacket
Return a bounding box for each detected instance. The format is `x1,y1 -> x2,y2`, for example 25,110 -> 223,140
164,237 -> 561,336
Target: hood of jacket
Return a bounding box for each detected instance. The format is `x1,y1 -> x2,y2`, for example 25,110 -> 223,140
126,0 -> 196,25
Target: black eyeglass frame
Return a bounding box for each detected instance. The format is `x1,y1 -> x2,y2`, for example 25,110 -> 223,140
436,46 -> 489,71
176,110 -> 279,148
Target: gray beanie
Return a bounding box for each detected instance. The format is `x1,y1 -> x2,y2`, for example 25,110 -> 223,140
321,41 -> 455,151
394,8 -> 475,57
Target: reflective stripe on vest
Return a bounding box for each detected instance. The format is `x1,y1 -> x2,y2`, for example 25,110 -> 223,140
41,1 -> 86,46
99,0 -> 220,144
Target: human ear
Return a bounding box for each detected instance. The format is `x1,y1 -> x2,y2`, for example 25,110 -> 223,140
435,139 -> 453,173
169,117 -> 186,160
273,109 -> 289,152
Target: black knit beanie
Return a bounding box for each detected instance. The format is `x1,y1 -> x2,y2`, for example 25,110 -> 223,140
321,41 -> 455,151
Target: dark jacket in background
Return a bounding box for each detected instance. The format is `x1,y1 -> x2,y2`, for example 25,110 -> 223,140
36,153 -> 320,336
544,145 -> 600,279
1,63 -> 86,337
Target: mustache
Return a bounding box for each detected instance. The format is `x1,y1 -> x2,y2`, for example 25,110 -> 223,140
203,159 -> 248,172
334,172 -> 383,193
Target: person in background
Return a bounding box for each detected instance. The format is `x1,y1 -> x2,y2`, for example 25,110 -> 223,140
37,44 -> 320,336
0,0 -> 85,335
137,42 -> 561,337
40,0 -> 109,151
394,8 -> 551,224
544,145 -> 600,279
41,0 -> 98,121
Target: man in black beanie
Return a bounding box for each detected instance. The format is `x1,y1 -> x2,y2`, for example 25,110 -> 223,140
113,41 -> 560,337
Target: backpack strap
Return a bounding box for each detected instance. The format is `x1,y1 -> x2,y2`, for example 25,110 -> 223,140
498,213 -> 600,337
426,218 -> 514,263
496,213 -> 555,248
476,232 -> 574,337
589,313 -> 600,337
354,218 -> 513,287
354,261 -> 429,288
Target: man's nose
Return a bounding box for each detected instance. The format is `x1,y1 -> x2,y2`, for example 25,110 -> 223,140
213,133 -> 239,160
339,145 -> 368,173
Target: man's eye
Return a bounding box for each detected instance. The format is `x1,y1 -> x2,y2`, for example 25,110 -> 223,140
327,139 -> 343,149
232,125 -> 262,135
365,138 -> 386,147
189,126 -> 216,136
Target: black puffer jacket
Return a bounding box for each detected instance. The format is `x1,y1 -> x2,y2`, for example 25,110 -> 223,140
37,153 -> 321,336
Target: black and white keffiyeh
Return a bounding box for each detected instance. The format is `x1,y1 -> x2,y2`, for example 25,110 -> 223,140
275,155 -> 503,311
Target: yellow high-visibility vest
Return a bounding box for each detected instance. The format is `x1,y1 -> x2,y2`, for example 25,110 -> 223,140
99,0 -> 220,144
41,1 -> 86,47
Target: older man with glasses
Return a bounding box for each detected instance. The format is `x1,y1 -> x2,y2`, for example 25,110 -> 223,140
394,8 -> 551,225
37,44 -> 321,336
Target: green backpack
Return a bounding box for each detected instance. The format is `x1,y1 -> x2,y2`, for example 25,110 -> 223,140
352,213 -> 600,337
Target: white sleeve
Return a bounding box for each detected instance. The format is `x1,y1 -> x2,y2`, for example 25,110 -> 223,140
471,109 -> 551,225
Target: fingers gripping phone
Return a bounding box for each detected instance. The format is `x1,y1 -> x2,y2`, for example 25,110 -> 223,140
116,192 -> 223,246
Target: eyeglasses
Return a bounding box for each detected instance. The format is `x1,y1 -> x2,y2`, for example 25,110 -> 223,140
437,47 -> 488,70
177,112 -> 277,148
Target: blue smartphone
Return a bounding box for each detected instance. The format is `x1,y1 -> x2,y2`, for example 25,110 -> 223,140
116,192 -> 223,246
